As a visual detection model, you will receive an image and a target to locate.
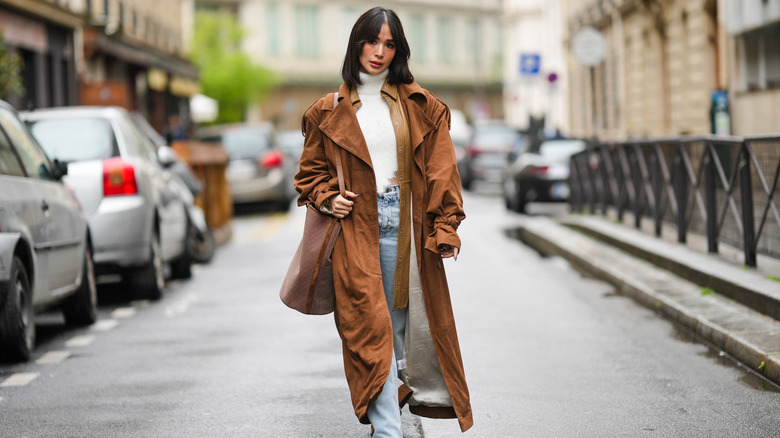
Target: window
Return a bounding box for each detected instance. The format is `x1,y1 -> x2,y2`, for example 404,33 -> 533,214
0,127 -> 24,177
741,22 -> 780,90
437,16 -> 454,65
29,118 -> 117,162
465,19 -> 481,66
0,107 -> 53,180
341,7 -> 362,52
408,14 -> 427,63
295,5 -> 320,58
267,2 -> 280,56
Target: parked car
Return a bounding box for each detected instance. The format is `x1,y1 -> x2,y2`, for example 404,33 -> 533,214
449,109 -> 472,186
276,129 -> 305,164
502,138 -> 588,213
22,106 -> 191,300
197,123 -> 297,210
461,120 -> 522,190
0,100 -> 97,361
130,112 -> 216,264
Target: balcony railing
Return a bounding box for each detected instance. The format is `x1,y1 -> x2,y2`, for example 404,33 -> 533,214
569,135 -> 780,267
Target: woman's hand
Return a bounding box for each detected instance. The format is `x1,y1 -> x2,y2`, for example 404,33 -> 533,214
330,191 -> 359,219
439,244 -> 459,261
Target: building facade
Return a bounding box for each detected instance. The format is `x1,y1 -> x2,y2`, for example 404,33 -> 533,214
213,0 -> 505,130
0,0 -> 198,133
503,0 -> 568,133
725,0 -> 780,135
561,0 -> 724,140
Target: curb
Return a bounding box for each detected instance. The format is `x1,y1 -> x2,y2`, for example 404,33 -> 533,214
515,215 -> 780,386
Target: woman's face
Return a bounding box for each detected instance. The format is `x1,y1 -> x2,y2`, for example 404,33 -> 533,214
359,23 -> 396,75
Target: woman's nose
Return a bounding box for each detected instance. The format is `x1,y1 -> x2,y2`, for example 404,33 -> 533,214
376,45 -> 384,57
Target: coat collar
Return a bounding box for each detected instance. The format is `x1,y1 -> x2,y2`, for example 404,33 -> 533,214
317,81 -> 437,169
318,83 -> 373,167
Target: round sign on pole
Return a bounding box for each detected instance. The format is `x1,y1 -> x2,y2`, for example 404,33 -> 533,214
571,27 -> 607,66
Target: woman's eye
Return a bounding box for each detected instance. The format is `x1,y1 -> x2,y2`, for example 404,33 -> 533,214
386,43 -> 395,49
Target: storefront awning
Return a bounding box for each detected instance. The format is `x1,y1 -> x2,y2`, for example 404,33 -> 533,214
87,27 -> 199,81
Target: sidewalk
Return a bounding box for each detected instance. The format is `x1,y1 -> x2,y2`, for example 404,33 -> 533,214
514,212 -> 780,387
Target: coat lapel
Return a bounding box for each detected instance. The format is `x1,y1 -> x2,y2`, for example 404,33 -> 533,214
319,85 -> 373,168
400,84 -> 436,173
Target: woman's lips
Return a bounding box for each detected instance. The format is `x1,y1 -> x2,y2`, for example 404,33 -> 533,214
370,61 -> 383,69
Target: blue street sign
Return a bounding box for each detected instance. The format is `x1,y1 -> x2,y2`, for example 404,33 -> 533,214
520,53 -> 541,76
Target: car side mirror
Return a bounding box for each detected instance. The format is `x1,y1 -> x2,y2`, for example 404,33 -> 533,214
157,145 -> 178,168
52,159 -> 68,179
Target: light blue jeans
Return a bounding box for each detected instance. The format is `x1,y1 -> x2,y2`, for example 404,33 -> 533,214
367,185 -> 408,438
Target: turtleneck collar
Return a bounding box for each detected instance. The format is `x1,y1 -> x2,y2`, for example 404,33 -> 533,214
357,70 -> 388,96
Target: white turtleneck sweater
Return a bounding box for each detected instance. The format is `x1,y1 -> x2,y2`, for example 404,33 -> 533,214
356,70 -> 398,193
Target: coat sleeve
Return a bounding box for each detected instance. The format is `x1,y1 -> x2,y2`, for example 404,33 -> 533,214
422,97 -> 466,253
295,100 -> 341,210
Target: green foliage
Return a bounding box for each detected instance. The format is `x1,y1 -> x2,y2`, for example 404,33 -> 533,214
766,275 -> 780,282
188,10 -> 278,124
700,287 -> 714,296
0,30 -> 24,100
758,361 -> 766,372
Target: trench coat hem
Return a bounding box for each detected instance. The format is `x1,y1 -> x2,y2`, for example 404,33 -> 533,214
409,406 -> 474,431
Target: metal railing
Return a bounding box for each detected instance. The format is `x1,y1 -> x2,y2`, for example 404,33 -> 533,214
569,135 -> 780,267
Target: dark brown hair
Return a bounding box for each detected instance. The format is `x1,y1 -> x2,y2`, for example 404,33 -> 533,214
341,7 -> 413,87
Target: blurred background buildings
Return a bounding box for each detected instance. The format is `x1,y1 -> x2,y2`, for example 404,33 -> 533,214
205,0 -> 506,130
0,0 -> 197,134
0,0 -> 777,139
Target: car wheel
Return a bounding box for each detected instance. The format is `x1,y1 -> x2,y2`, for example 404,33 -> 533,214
128,228 -> 164,300
188,225 -> 216,265
63,245 -> 98,327
0,256 -> 35,362
503,178 -> 516,210
170,230 -> 193,280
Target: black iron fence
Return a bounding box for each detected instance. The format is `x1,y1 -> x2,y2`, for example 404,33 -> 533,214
569,135 -> 780,267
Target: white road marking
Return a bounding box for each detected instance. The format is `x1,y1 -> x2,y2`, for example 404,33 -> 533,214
111,307 -> 137,318
91,319 -> 119,331
1,372 -> 40,387
36,351 -> 71,365
65,334 -> 96,347
165,293 -> 199,318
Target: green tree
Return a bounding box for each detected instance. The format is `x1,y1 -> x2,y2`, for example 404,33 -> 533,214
0,30 -> 24,100
189,10 -> 278,124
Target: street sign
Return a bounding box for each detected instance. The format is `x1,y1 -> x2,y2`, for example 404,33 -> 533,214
519,53 -> 541,76
571,27 -> 607,66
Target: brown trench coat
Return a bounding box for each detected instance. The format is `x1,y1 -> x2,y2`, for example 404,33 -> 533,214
295,82 -> 473,432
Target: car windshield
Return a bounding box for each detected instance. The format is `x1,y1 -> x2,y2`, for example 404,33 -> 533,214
221,128 -> 272,159
472,128 -> 519,151
539,140 -> 586,158
28,117 -> 117,162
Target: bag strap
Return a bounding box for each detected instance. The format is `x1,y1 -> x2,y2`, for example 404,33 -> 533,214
331,91 -> 346,198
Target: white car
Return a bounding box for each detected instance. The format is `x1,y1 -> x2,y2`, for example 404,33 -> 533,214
0,100 -> 97,361
22,107 -> 191,300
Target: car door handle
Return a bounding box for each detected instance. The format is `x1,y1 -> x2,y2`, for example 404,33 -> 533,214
41,200 -> 49,212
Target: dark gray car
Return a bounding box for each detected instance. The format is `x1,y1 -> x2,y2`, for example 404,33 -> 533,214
0,100 -> 97,361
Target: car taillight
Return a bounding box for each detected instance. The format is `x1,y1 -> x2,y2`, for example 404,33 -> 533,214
467,145 -> 480,157
103,158 -> 138,196
527,165 -> 549,177
260,150 -> 284,169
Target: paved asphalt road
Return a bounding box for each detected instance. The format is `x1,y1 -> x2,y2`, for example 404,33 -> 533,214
1,189 -> 780,437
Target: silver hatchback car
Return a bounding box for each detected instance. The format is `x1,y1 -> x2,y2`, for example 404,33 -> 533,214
0,100 -> 97,361
22,107 -> 191,300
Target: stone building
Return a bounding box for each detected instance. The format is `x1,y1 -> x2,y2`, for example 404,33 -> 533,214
724,0 -> 780,135
561,0 -> 724,140
198,0 -> 505,130
0,0 -> 198,133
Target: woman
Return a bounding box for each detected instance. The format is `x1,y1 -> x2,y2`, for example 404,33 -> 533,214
295,7 -> 472,436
